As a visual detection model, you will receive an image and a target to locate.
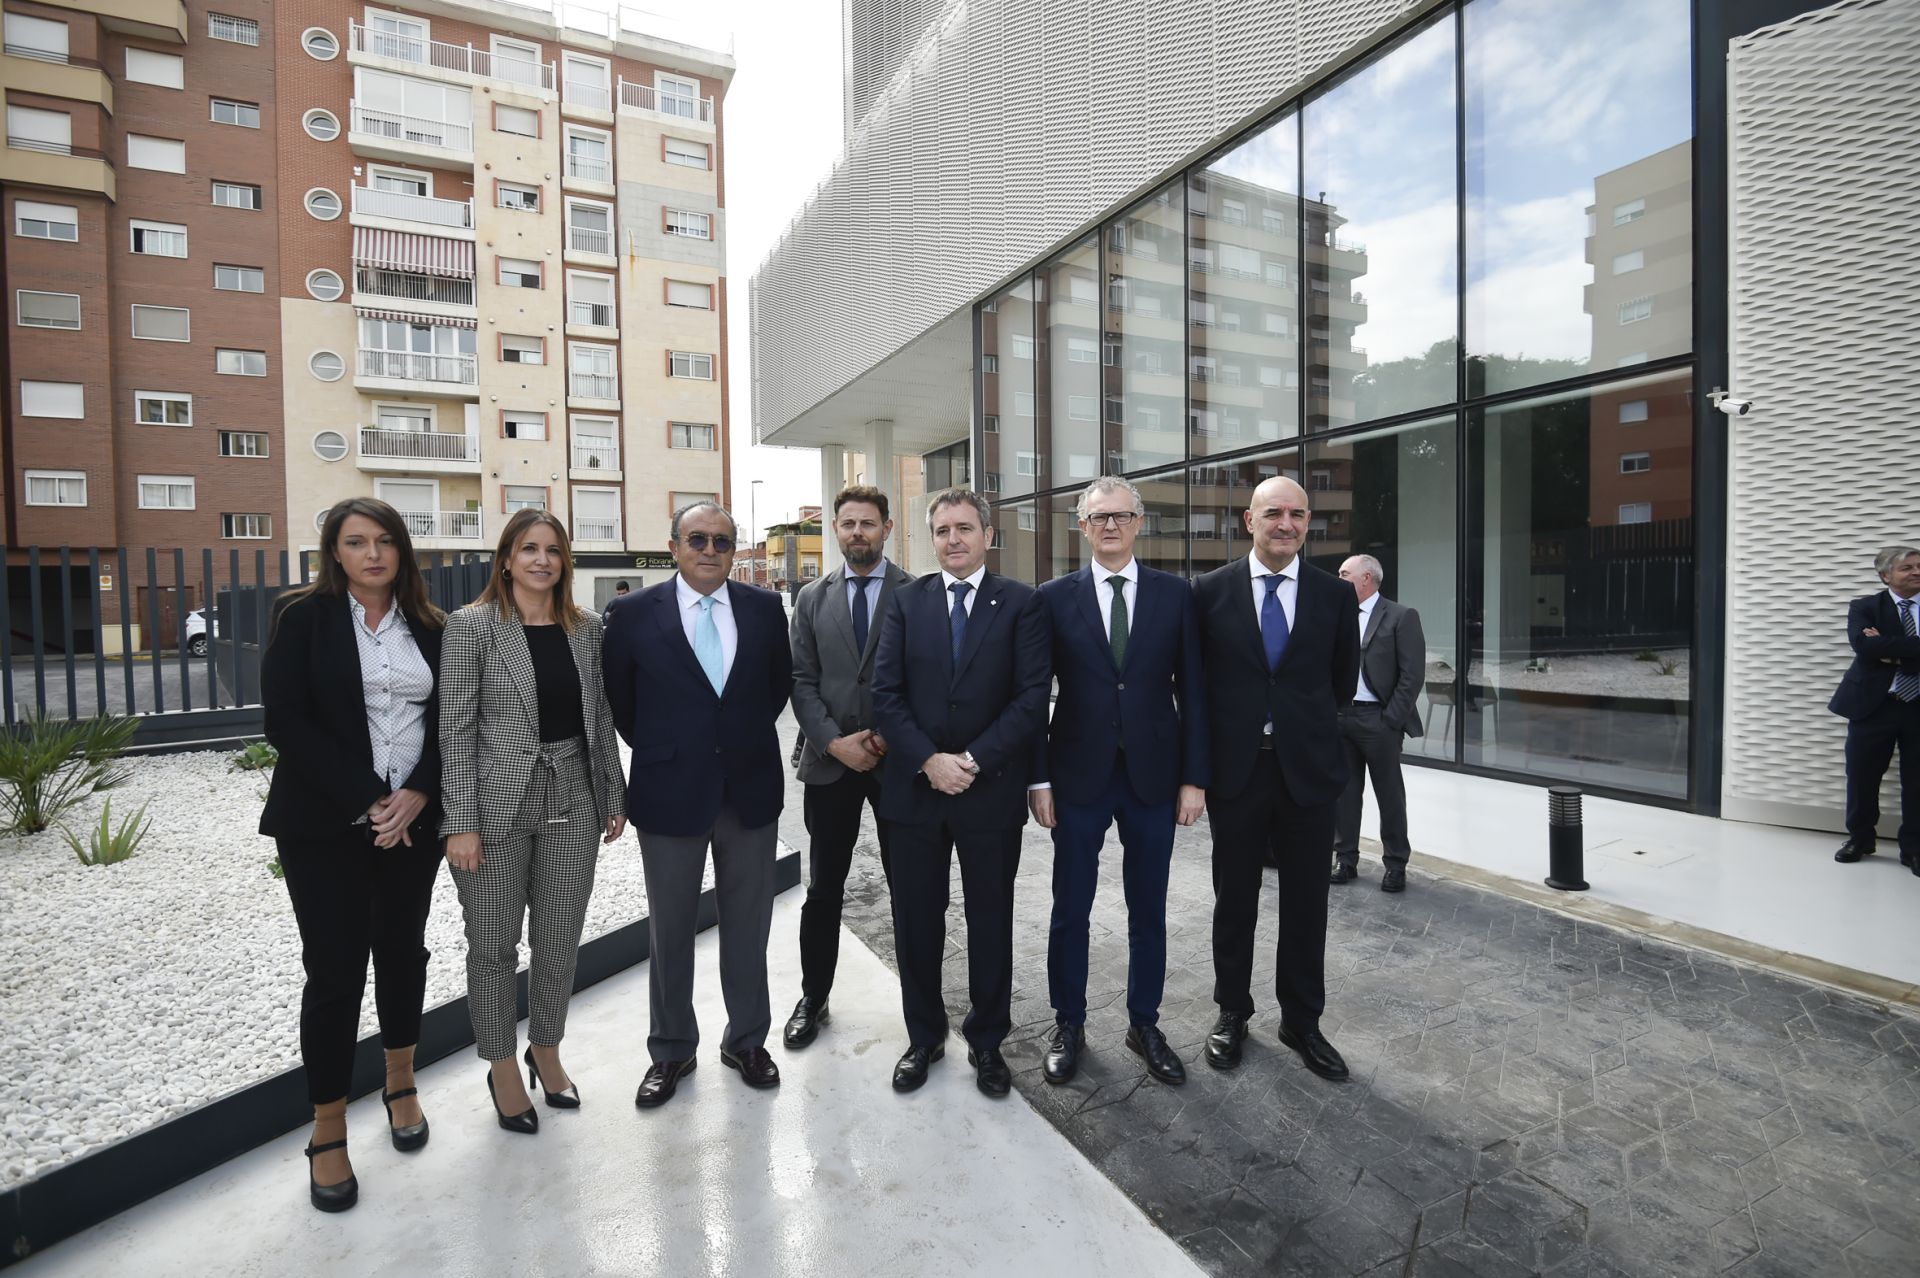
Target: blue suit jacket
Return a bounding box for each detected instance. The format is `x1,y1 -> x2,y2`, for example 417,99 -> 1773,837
1031,564 -> 1210,806
1829,592 -> 1920,721
602,577 -> 792,837
872,569 -> 1052,830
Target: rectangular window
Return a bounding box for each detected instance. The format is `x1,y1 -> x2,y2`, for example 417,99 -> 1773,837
1620,451 -> 1652,474
664,209 -> 710,239
568,273 -> 615,327
502,410 -> 547,440
207,12 -> 259,44
1618,502 -> 1652,524
497,182 -> 539,211
656,72 -> 701,118
20,380 -> 82,417
4,13 -> 68,61
495,104 -> 538,137
565,127 -> 611,181
1067,394 -> 1097,422
498,257 -> 541,288
1015,452 -> 1043,477
130,219 -> 187,257
213,264 -> 264,293
664,137 -> 709,169
500,335 -> 544,365
124,48 -> 183,88
1067,336 -> 1097,363
1612,250 -> 1645,274
1613,198 -> 1646,225
7,105 -> 70,153
563,53 -> 611,109
489,35 -> 543,87
24,469 -> 85,506
668,351 -> 714,379
1617,296 -> 1653,326
126,135 -> 186,173
221,513 -> 271,539
665,280 -> 712,309
137,475 -> 195,510
218,430 -> 268,457
982,414 -> 999,433
211,181 -> 261,210
670,422 -> 715,450
131,304 -> 191,342
216,349 -> 266,376
210,98 -> 260,129
136,391 -> 192,426
17,290 -> 80,329
503,485 -> 547,512
569,344 -> 616,398
14,200 -> 77,241
567,200 -> 612,254
1618,399 -> 1650,424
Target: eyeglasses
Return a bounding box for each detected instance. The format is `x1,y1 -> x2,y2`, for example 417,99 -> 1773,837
682,533 -> 735,553
1083,512 -> 1140,528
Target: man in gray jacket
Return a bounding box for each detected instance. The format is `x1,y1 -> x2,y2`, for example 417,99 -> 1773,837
1331,554 -> 1426,893
783,485 -> 913,1047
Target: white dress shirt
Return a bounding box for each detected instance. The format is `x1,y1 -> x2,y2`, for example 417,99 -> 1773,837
348,594 -> 432,792
1353,592 -> 1381,702
676,573 -> 737,684
939,564 -> 987,614
845,558 -> 890,630
1092,558 -> 1139,640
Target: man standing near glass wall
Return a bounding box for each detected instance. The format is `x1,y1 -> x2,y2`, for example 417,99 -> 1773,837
1194,475 -> 1360,1081
1331,553 -> 1426,893
1027,477 -> 1209,1087
1830,546 -> 1920,874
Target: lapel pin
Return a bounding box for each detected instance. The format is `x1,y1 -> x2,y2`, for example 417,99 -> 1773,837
990,598 -> 998,606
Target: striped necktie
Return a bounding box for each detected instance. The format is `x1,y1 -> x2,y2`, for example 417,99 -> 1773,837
1896,600 -> 1919,703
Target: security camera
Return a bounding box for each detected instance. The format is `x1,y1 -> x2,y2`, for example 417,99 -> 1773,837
1708,389 -> 1751,416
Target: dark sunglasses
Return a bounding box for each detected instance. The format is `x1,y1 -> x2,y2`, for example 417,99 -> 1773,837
683,533 -> 735,553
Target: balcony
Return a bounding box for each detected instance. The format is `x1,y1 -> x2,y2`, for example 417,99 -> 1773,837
564,81 -> 613,116
358,426 -> 481,474
571,440 -> 619,476
349,102 -> 473,168
568,225 -> 613,257
574,518 -> 620,544
351,185 -> 474,231
354,267 -> 475,310
397,509 -> 484,546
356,349 -> 479,397
568,372 -> 618,403
348,21 -> 554,91
619,79 -> 714,125
0,137 -> 114,200
568,300 -> 615,330
565,152 -> 611,184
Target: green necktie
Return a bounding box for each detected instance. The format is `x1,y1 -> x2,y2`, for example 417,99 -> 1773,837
1108,575 -> 1129,671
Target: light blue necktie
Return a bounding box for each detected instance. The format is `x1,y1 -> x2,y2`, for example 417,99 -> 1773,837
694,595 -> 724,694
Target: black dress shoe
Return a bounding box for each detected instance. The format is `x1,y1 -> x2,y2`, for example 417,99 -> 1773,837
783,996 -> 829,1048
1381,867 -> 1406,893
524,1045 -> 580,1109
633,1058 -> 695,1108
721,1046 -> 782,1089
1835,838 -> 1874,863
1126,1024 -> 1187,1085
1330,861 -> 1357,884
304,1139 -> 358,1213
1278,1022 -> 1350,1081
967,1046 -> 1012,1098
1204,1011 -> 1249,1071
487,1070 -> 539,1134
381,1086 -> 430,1151
892,1042 -> 944,1092
1042,1023 -> 1084,1085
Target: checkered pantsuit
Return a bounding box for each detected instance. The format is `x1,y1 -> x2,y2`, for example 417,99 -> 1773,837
450,735 -> 601,1061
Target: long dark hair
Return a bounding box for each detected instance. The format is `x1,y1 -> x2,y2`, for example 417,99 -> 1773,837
276,498 -> 446,633
471,508 -> 585,632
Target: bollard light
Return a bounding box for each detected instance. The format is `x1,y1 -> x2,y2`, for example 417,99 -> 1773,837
1546,785 -> 1589,891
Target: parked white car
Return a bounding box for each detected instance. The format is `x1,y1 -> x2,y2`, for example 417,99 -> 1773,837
183,609 -> 219,657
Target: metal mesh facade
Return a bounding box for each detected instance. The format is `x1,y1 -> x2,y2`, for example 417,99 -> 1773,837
842,0 -> 954,139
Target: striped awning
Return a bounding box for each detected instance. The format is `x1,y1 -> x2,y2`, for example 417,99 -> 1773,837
355,305 -> 477,330
352,227 -> 474,279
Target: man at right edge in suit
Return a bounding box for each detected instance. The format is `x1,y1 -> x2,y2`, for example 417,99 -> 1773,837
1330,553 -> 1426,893
1831,544 -> 1920,873
1194,474 -> 1360,1081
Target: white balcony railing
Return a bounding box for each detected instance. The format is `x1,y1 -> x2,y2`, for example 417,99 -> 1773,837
4,43 -> 68,63
349,21 -> 555,90
7,136 -> 71,155
568,300 -> 614,328
398,509 -> 483,541
350,102 -> 472,154
565,81 -> 612,110
359,427 -> 479,462
569,372 -> 616,399
618,79 -> 714,123
358,349 -> 478,385
574,518 -> 620,542
572,441 -> 618,470
351,185 -> 474,228
568,225 -> 612,255
355,267 -> 475,307
566,152 -> 611,182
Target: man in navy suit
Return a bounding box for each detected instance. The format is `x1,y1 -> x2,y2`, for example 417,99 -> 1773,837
872,488 -> 1051,1097
1028,477 -> 1209,1086
603,501 -> 793,1106
1194,474 -> 1360,1082
1830,545 -> 1920,873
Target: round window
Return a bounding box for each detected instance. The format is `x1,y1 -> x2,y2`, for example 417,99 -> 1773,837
314,509 -> 330,532
309,351 -> 345,381
313,431 -> 348,461
301,28 -> 339,60
302,109 -> 340,142
304,188 -> 341,221
305,269 -> 344,302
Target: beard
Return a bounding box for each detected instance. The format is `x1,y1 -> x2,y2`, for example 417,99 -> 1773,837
842,539 -> 881,568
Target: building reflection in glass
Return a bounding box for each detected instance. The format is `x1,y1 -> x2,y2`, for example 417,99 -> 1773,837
1104,183 -> 1186,474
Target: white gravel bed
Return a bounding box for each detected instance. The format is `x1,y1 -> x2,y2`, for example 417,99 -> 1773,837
1472,649 -> 1690,700
0,744 -> 710,1191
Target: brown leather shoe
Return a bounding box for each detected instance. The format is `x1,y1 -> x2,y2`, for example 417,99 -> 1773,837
634,1058 -> 695,1108
721,1046 -> 781,1089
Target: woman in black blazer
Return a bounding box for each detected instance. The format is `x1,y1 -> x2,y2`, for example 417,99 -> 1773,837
260,497 -> 446,1213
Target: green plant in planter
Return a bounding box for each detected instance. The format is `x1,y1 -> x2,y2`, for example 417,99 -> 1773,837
0,710 -> 135,834
64,798 -> 151,866
231,740 -> 279,772
74,714 -> 138,790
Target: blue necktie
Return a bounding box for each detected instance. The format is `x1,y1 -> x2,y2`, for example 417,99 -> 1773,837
949,581 -> 971,662
694,595 -> 724,694
851,574 -> 872,653
1261,573 -> 1290,670
1897,600 -> 1919,703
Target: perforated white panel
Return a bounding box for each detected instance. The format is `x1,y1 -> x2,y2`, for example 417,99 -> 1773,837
1721,0 -> 1920,828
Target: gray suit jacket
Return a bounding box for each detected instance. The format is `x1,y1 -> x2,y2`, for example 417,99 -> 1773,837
790,558 -> 914,784
1359,595 -> 1426,738
437,601 -> 625,838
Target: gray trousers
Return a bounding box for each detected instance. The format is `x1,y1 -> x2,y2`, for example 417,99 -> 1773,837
637,806 -> 777,1062
1334,704 -> 1411,868
451,737 -> 601,1061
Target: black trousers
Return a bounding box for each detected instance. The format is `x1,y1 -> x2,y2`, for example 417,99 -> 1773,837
1208,746 -> 1335,1030
1334,704 -> 1411,868
1844,697 -> 1920,852
887,818 -> 1021,1053
279,830 -> 443,1105
798,768 -> 892,1003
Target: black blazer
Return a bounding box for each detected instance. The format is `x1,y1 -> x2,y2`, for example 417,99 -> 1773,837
1829,592 -> 1920,721
1031,564 -> 1209,806
872,569 -> 1052,830
258,592 -> 443,839
1194,557 -> 1360,805
602,577 -> 792,838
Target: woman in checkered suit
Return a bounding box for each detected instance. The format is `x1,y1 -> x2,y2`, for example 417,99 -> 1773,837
440,509 -> 627,1132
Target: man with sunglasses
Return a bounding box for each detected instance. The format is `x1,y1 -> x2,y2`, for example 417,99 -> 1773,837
603,501 -> 793,1106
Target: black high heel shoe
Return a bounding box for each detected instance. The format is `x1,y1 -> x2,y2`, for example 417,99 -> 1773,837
304,1139 -> 358,1213
382,1086 -> 430,1152
525,1044 -> 581,1109
487,1069 -> 539,1134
